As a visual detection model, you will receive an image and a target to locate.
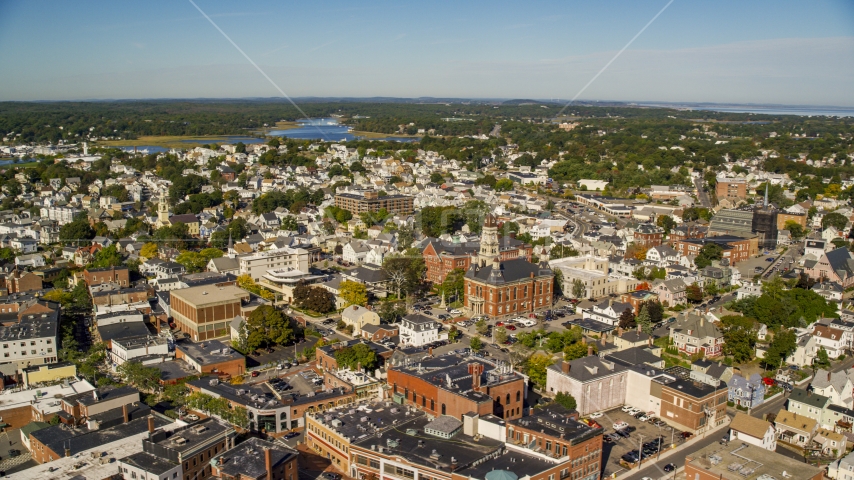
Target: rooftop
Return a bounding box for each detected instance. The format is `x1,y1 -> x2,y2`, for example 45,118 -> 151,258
31,414 -> 172,458
309,401 -> 427,441
145,417 -> 233,453
509,404 -> 600,446
170,284 -> 249,307
0,378 -> 95,416
686,440 -> 822,480
175,339 -> 244,365
213,437 -> 298,479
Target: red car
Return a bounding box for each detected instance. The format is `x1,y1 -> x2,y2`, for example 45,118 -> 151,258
251,371 -> 260,377
506,325 -> 517,331
496,322 -> 505,327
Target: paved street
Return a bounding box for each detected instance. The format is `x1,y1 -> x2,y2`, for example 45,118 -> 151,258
694,176 -> 712,209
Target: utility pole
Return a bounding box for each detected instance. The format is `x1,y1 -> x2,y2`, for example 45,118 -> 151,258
636,433 -> 645,469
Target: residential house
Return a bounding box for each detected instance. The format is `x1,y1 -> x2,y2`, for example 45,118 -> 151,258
813,324 -> 850,359
727,412 -> 777,451
805,247 -> 854,288
669,312 -> 724,357
340,305 -> 380,336
651,278 -> 687,307
775,409 -> 818,447
728,373 -> 765,409
787,389 -> 831,425
581,299 -> 633,329
812,369 -> 854,409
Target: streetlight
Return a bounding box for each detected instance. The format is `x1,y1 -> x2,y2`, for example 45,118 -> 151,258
636,433 -> 646,469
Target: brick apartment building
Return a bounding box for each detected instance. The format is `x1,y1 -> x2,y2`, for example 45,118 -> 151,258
715,178 -> 747,199
777,211 -> 808,230
83,266 -> 130,287
334,191 -> 414,215
673,235 -> 758,265
142,417 -> 237,480
659,376 -> 728,434
633,223 -> 664,249
507,404 -> 603,479
175,339 -> 246,377
423,236 -> 532,284
169,284 -> 250,341
1,270 -> 43,294
387,354 -> 526,420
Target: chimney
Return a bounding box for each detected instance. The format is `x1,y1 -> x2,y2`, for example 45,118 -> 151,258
428,347 -> 433,357
700,317 -> 705,327
828,371 -> 832,381
65,446 -> 71,457
92,390 -> 99,401
148,416 -> 155,434
265,448 -> 273,480
122,404 -> 129,423
561,361 -> 570,374
600,335 -> 606,346
587,345 -> 594,357
468,363 -> 484,391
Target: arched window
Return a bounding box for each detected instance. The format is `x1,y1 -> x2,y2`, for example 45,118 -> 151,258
516,391 -> 521,402
506,394 -> 510,404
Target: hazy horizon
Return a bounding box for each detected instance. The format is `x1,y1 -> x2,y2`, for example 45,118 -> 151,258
1,1 -> 853,106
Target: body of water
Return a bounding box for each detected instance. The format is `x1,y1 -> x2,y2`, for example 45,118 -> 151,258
641,103 -> 854,118
268,117 -> 419,143
117,146 -> 172,154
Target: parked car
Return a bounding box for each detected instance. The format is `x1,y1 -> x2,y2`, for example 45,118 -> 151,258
283,431 -> 300,439
663,463 -> 676,473
185,414 -> 200,421
681,432 -> 693,439
450,309 -> 462,315
621,405 -> 634,412
589,412 -> 603,419
613,421 -> 629,430
251,371 -> 260,377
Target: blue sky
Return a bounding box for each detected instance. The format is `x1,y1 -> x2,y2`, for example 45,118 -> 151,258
1,0 -> 853,105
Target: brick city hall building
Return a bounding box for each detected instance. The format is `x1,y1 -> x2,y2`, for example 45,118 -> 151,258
464,214 -> 554,319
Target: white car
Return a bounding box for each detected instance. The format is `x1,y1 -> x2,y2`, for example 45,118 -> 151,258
450,309 -> 462,315
639,415 -> 650,422
628,408 -> 641,415
589,412 -> 604,419
185,414 -> 200,421
612,421 -> 628,430
621,405 -> 633,412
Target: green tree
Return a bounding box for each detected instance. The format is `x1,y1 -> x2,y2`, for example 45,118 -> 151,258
525,353 -> 554,388
656,214 -> 676,235
694,243 -> 724,269
475,318 -> 488,335
139,242 -> 158,259
448,325 -> 460,342
245,305 -> 294,349
636,305 -> 653,334
550,244 -> 579,260
334,343 -> 378,371
720,315 -> 758,363
438,268 -> 466,300
117,361 -> 162,393
494,327 -> 508,345
470,336 -> 483,352
377,300 -> 407,323
563,342 -> 595,360
59,216 -> 95,244
430,172 -> 445,184
762,328 -> 797,369
704,281 -> 719,297
175,251 -> 208,273
822,212 -> 848,231
571,279 -> 586,299
784,220 -> 807,240
815,346 -> 831,368
381,250 -> 425,299
397,224 -> 415,249
554,392 -> 577,410
339,280 -> 368,307
495,178 -> 514,192
90,244 -> 123,268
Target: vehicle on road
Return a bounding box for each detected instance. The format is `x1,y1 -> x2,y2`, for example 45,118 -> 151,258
322,473 -> 341,480
663,463 -> 676,472
251,371 -> 260,377
283,431 -> 300,439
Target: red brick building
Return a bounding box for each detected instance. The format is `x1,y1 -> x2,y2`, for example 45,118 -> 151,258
423,236 -> 532,284
507,405 -> 603,479
673,235 -> 758,265
83,266 -> 130,287
387,356 -> 526,420
633,223 -> 664,249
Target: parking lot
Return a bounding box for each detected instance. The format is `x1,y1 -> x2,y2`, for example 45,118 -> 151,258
596,407 -> 686,478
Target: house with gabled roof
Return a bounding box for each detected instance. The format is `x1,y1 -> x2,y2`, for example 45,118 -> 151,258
812,369 -> 854,409
805,247 -> 854,288
651,278 -> 687,306
775,409 -> 818,447
669,312 -> 723,357
728,412 -> 777,451
813,324 -> 850,359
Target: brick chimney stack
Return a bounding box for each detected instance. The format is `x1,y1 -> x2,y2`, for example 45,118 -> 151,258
561,361 -> 570,374
587,345 -> 594,357
468,363 -> 484,391
148,416 -> 155,434
265,448 -> 273,480
122,404 -> 129,423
